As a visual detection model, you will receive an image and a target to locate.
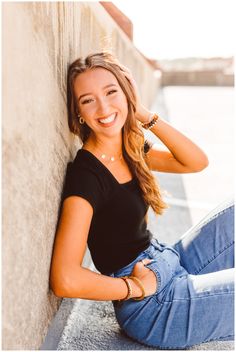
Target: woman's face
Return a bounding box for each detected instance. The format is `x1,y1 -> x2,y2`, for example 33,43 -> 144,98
74,68 -> 128,139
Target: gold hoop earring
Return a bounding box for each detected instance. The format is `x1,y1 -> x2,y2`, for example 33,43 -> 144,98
78,115 -> 85,125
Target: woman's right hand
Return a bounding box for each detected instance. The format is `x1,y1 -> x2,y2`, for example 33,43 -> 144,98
130,259 -> 158,298
120,65 -> 152,124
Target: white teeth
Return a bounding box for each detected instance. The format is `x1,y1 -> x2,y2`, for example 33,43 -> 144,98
99,113 -> 116,124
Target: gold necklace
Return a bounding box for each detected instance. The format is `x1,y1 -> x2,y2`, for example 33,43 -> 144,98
83,143 -> 123,163
99,153 -> 123,163
95,146 -> 123,163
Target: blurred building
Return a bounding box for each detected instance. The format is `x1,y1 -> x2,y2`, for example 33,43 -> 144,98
158,57 -> 234,86
101,2 -> 233,87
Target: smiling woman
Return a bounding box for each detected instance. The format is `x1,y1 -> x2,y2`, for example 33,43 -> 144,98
66,52 -> 166,213
50,51 -> 234,349
74,69 -> 128,134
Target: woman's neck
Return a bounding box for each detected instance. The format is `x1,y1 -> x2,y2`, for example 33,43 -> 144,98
84,134 -> 123,157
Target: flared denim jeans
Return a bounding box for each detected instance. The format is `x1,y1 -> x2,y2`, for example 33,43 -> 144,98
109,198 -> 234,349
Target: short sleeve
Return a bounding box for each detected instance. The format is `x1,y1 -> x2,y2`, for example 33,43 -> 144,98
62,162 -> 103,212
143,139 -> 153,154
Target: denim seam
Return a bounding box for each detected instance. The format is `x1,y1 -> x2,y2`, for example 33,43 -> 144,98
188,204 -> 234,234
147,266 -> 162,295
162,291 -> 234,303
194,240 -> 234,275
147,256 -> 176,296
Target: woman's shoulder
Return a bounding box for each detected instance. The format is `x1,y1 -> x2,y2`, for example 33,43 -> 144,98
74,148 -> 95,165
62,150 -> 107,208
67,148 -> 101,180
66,148 -> 111,191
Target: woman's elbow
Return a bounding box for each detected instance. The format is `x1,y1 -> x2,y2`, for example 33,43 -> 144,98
50,275 -> 66,297
199,153 -> 209,170
50,267 -> 84,298
192,155 -> 209,172
49,272 -> 75,298
50,282 -> 65,297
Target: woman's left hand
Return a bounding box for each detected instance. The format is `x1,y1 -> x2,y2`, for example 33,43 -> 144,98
130,258 -> 158,297
120,65 -> 152,124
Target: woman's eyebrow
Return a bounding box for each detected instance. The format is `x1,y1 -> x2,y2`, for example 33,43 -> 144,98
77,84 -> 118,102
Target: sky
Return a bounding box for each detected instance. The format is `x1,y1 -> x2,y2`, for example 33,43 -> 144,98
112,0 -> 235,60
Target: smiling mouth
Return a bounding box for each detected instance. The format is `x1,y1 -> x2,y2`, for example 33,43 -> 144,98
98,113 -> 117,125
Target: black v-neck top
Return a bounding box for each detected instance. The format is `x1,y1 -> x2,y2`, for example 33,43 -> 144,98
62,141 -> 153,274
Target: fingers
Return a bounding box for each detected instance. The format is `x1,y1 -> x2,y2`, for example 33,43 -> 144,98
141,258 -> 154,266
132,258 -> 155,276
122,69 -> 134,84
131,259 -> 157,296
119,65 -> 140,103
119,65 -> 135,84
134,258 -> 154,268
119,64 -> 131,74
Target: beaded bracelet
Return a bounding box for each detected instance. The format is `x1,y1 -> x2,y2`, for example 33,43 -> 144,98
142,113 -> 159,130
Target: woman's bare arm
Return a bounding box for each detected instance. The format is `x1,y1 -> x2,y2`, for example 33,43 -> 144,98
144,117 -> 209,173
121,68 -> 209,174
50,196 -> 155,300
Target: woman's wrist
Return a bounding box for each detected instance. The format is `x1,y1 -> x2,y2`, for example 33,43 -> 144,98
136,105 -> 153,124
119,276 -> 143,300
142,113 -> 159,130
129,276 -> 146,300
129,277 -> 143,298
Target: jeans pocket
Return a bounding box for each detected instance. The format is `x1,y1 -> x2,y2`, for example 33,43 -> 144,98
145,260 -> 161,296
146,252 -> 180,296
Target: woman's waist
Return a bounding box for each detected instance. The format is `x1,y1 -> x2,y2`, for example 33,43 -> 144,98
108,237 -> 181,278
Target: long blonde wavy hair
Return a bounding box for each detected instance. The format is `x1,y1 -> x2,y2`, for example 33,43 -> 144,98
67,52 -> 167,215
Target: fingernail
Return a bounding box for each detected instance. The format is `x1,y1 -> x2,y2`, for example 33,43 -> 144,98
147,259 -> 155,264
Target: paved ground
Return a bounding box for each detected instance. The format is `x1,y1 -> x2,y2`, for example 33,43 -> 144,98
55,299 -> 234,351
41,86 -> 234,350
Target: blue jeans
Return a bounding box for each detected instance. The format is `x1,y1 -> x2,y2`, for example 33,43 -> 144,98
109,198 -> 234,349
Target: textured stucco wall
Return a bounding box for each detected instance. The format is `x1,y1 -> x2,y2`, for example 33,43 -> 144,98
2,2 -> 160,350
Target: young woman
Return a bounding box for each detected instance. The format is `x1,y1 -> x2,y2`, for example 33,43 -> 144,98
50,52 -> 234,349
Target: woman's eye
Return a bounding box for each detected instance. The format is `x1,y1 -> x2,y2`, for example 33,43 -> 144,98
81,98 -> 93,104
107,89 -> 117,96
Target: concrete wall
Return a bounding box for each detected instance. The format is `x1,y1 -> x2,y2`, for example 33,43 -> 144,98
2,2 -> 160,350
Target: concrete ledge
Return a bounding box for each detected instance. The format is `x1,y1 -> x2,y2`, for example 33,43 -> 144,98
40,299 -> 75,350
42,291 -> 234,350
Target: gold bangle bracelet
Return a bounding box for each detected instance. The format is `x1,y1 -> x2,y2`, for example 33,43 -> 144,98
128,276 -> 146,301
119,276 -> 132,301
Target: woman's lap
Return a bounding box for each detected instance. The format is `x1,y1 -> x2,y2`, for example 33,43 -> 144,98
111,198 -> 235,348
114,268 -> 234,349
173,198 -> 234,274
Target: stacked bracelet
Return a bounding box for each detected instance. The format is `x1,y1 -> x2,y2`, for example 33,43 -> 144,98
120,276 -> 132,301
142,113 -> 159,130
119,276 -> 146,301
129,276 -> 146,301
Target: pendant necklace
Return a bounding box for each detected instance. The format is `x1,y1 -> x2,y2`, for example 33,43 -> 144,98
83,143 -> 123,163
95,146 -> 123,163
100,153 -> 123,163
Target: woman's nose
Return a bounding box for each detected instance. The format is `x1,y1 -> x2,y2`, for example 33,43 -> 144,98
96,98 -> 110,116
